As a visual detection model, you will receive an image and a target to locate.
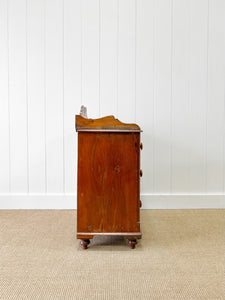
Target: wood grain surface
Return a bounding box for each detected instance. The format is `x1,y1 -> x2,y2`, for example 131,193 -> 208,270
76,115 -> 141,132
77,132 -> 141,238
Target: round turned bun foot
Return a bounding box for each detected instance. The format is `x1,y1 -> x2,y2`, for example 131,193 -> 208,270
128,239 -> 137,249
80,239 -> 90,250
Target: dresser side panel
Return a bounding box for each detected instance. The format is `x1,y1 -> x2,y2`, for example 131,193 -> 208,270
77,132 -> 140,234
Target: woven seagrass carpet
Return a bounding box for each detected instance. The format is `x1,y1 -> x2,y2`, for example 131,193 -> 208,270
0,209 -> 224,299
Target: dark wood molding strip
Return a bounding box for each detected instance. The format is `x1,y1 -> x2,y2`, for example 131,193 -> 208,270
77,232 -> 142,237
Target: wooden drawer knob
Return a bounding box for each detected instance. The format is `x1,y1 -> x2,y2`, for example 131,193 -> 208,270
140,200 -> 142,208
140,143 -> 143,150
140,169 -> 143,177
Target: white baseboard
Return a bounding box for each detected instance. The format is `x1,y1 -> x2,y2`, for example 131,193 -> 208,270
0,193 -> 224,209
0,194 -> 76,209
141,194 -> 225,209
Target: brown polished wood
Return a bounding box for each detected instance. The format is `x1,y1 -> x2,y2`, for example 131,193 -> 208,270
75,111 -> 142,249
128,239 -> 138,249
80,239 -> 90,250
76,115 -> 141,132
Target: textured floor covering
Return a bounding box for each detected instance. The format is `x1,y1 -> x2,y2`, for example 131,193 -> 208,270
0,209 -> 224,300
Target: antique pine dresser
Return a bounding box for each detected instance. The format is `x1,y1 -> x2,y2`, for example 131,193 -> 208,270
75,106 -> 143,249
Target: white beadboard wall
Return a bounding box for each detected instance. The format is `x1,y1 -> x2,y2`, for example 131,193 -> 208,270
0,0 -> 225,209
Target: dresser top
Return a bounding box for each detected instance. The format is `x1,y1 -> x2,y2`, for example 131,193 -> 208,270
75,115 -> 141,132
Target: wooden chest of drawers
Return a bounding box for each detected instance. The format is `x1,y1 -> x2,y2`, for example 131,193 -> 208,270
75,109 -> 142,249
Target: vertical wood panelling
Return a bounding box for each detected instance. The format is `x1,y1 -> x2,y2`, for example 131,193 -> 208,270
8,0 -> 28,192
27,0 -> 45,193
45,0 -> 64,192
206,0 -> 225,193
0,0 -> 225,207
99,0 -> 117,117
0,0 -> 10,192
188,0 -> 208,192
171,0 -> 189,192
82,0 -> 100,118
64,0 -> 82,193
136,0 -> 154,194
117,0 -> 136,123
153,0 -> 172,193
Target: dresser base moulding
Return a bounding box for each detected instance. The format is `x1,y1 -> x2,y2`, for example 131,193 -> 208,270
77,232 -> 141,238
